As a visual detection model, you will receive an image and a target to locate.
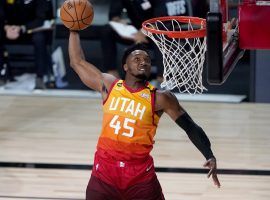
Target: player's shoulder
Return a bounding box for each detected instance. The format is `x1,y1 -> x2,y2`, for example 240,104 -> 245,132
156,89 -> 178,106
156,89 -> 176,99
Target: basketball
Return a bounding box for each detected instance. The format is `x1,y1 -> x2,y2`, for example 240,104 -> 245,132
60,0 -> 94,31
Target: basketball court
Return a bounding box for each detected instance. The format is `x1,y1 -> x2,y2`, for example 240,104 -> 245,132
1,0 -> 270,199
0,96 -> 270,199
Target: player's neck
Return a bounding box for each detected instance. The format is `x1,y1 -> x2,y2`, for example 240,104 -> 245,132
123,78 -> 146,89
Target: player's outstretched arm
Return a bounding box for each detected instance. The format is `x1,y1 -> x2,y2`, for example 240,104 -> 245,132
69,31 -> 116,92
156,90 -> 221,188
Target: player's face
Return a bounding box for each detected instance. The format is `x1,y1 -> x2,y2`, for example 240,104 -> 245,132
124,50 -> 151,80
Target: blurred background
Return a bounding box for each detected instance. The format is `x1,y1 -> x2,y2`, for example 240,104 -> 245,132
0,0 -> 269,103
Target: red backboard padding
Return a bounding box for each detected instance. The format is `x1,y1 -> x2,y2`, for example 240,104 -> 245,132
239,3 -> 270,49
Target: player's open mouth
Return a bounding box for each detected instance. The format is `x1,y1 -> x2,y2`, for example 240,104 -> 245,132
138,68 -> 146,71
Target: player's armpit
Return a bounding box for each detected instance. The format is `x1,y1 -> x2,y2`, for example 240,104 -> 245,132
100,73 -> 118,101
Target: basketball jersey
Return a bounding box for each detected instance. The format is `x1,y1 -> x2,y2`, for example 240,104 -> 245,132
96,80 -> 160,161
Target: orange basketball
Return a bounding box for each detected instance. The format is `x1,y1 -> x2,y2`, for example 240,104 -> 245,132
60,0 -> 94,31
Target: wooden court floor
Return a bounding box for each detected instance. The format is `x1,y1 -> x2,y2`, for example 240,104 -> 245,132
0,95 -> 270,200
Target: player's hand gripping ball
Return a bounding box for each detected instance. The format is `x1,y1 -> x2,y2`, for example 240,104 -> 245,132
60,0 -> 94,31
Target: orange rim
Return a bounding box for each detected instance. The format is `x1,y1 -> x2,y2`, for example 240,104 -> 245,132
142,16 -> 206,38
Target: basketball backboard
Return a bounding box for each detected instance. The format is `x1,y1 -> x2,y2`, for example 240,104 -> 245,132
206,0 -> 270,84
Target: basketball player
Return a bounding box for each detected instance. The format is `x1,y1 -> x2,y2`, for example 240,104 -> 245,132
69,31 -> 220,200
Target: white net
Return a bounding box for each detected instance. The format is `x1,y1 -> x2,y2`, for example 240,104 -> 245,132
142,17 -> 207,94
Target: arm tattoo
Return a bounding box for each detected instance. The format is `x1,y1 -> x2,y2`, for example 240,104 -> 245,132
102,82 -> 108,94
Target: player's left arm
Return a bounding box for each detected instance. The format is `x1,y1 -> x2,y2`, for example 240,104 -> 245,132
156,90 -> 221,188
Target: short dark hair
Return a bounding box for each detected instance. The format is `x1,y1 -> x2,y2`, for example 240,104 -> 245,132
121,43 -> 150,68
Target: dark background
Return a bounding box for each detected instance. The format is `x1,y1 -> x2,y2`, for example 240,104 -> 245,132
5,0 -> 270,102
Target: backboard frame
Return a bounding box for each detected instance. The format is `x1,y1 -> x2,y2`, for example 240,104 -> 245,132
207,0 -> 270,85
206,0 -> 245,85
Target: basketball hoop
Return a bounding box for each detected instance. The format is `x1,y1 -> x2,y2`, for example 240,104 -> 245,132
142,16 -> 207,94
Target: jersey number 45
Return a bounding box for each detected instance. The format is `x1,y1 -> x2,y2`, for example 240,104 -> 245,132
109,115 -> 136,138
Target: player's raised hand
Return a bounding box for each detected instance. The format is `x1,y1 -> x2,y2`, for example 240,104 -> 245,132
203,157 -> 221,188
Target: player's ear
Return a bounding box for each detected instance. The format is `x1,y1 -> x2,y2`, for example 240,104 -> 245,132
123,63 -> 128,72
